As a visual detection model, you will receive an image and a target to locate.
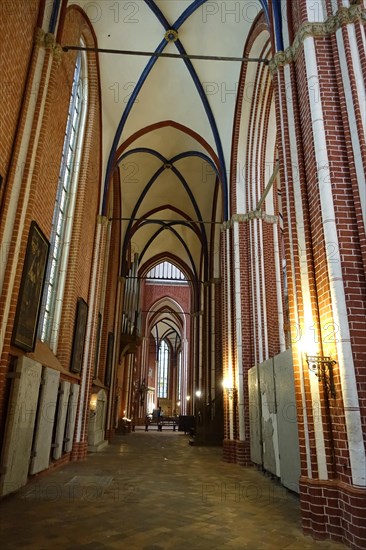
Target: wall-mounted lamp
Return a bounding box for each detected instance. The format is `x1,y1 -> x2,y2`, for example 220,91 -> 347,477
306,354 -> 337,399
224,387 -> 237,400
90,393 -> 98,416
186,395 -> 191,401
222,378 -> 236,400
195,390 -> 202,398
177,401 -> 181,407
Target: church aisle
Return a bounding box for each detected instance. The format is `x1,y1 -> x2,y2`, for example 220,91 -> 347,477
0,433 -> 345,550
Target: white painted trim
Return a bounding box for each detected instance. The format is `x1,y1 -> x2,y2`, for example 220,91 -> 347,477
254,219 -> 263,364
278,66 -> 312,478
42,0 -> 55,30
249,221 -> 258,368
52,48 -> 89,352
281,0 -> 291,49
306,0 -> 327,22
76,222 -> 102,441
273,223 -> 286,352
183,338 -> 188,414
257,71 -> 271,362
233,221 -> 245,441
106,275 -> 123,431
198,284 -> 203,393
210,282 -> 216,401
259,219 -> 269,360
331,0 -> 338,15
304,36 -> 366,486
0,49 -> 50,359
340,25 -> 366,231
226,228 -> 234,440
362,17 -> 366,47
283,62 -> 327,480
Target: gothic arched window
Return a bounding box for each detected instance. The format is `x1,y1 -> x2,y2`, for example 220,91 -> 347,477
40,45 -> 88,349
157,340 -> 169,398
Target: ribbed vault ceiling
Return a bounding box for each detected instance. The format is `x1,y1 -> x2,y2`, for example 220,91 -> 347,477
74,0 -> 272,280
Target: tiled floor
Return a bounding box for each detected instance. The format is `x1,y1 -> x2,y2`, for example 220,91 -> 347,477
0,432 -> 345,549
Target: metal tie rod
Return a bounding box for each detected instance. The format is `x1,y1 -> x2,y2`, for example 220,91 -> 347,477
109,217 -> 223,224
63,45 -> 270,65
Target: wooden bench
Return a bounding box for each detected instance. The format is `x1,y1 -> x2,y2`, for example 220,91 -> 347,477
154,417 -> 178,432
131,418 -> 146,432
132,417 -> 178,432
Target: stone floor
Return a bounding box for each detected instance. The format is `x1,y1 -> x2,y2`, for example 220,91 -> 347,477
0,432 -> 346,550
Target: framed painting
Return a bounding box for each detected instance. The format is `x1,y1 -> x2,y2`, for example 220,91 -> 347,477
70,298 -> 88,373
104,332 -> 114,387
12,221 -> 49,352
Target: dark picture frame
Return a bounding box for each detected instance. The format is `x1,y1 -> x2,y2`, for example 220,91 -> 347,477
70,298 -> 88,373
12,221 -> 50,352
104,332 -> 114,387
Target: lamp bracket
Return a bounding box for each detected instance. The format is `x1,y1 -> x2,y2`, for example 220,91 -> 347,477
306,355 -> 337,399
224,387 -> 237,401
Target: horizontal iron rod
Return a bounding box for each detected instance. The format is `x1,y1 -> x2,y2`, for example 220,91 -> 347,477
126,275 -> 189,281
109,217 -> 222,224
141,310 -> 192,314
63,45 -> 270,64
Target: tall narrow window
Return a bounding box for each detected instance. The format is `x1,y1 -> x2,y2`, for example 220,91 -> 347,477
40,45 -> 88,348
157,340 -> 169,398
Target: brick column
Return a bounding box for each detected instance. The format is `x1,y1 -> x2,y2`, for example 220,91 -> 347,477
271,2 -> 366,546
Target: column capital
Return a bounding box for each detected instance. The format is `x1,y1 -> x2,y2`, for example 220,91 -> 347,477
230,212 -> 278,225
269,5 -> 366,74
97,215 -> 109,226
34,28 -> 46,47
34,28 -> 64,64
44,32 -> 56,50
191,311 -> 203,317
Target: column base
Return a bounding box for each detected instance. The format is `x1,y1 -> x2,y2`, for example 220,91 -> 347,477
223,439 -> 236,462
106,428 -> 115,442
300,477 -> 366,549
236,440 -> 251,466
71,441 -> 88,461
88,440 -> 108,453
223,439 -> 252,465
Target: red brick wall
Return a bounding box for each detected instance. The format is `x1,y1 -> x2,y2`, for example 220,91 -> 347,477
0,0 -> 41,209
271,5 -> 366,547
97,172 -> 121,386
142,282 -> 191,314
228,14 -> 282,464
0,5 -> 102,457
53,8 -> 101,370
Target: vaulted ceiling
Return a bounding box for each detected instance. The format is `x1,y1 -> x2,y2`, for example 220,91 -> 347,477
74,0 -> 273,281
